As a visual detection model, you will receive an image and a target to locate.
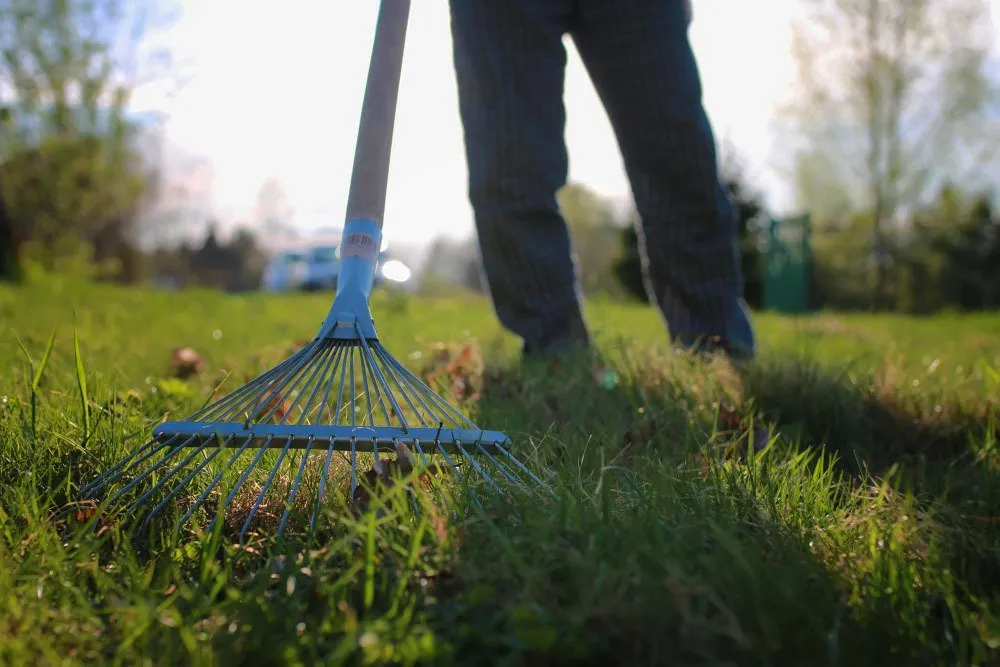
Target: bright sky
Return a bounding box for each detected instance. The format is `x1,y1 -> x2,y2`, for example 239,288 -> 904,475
128,0 -> 997,249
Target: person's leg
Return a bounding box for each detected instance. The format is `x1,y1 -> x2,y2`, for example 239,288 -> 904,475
571,0 -> 755,362
448,0 -> 591,359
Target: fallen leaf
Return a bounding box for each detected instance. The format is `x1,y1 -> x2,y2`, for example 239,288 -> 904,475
169,347 -> 205,379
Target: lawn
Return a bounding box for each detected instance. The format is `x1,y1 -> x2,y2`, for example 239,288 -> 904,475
1,278 -> 999,666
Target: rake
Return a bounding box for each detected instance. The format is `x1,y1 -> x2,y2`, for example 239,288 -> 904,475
78,0 -> 547,541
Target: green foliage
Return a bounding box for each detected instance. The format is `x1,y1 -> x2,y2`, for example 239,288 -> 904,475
1,134 -> 148,274
556,182 -> 627,297
1,283 -> 999,663
0,0 -> 165,283
811,184 -> 1000,313
781,0 -> 999,306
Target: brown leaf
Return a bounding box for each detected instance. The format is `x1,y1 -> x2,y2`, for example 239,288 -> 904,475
73,507 -> 98,522
169,346 -> 205,379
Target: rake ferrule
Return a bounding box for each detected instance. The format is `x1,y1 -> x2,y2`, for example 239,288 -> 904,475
319,218 -> 381,341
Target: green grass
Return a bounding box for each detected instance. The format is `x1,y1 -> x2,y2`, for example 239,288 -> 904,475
1,278 -> 999,666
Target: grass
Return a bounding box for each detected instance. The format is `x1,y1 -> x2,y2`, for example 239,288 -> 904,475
1,278 -> 999,666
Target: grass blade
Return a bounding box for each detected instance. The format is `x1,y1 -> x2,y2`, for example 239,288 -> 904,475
33,327 -> 56,391
72,315 -> 90,440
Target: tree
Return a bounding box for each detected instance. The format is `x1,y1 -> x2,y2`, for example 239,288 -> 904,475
419,236 -> 484,294
780,0 -> 999,307
0,187 -> 20,281
894,186 -> 1000,312
0,0 -> 182,278
556,182 -> 626,296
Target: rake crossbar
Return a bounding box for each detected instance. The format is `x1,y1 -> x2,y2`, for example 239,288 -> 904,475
152,426 -> 511,453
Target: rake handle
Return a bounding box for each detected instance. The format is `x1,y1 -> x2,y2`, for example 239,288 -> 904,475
344,0 -> 411,230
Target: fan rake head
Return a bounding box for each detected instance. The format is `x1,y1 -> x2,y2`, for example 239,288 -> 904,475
79,330 -> 547,542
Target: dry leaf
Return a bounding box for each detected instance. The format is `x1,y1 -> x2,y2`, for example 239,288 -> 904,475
170,347 -> 205,379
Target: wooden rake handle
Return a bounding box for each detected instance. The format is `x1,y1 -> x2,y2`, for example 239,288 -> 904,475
344,0 -> 411,230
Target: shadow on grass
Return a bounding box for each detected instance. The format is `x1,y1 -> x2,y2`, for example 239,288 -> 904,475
739,355 -> 1000,595
440,347 -> 988,665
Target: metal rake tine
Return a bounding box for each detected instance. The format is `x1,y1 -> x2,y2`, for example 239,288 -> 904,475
121,434 -> 226,515
361,338 -> 400,431
176,436 -> 258,532
294,344 -> 343,425
331,343 -> 351,425
349,350 -> 357,428
309,344 -> 345,425
277,435 -> 316,539
468,440 -> 525,490
308,437 -> 339,535
79,436 -> 171,497
140,435 -> 235,526
357,333 -> 409,428
454,441 -> 503,495
376,345 -> 475,427
231,340 -> 325,425
434,438 -> 487,512
249,342 -> 327,426
493,441 -> 553,493
205,435 -> 276,534
356,337 -> 380,428
377,348 -> 464,429
276,343 -> 338,426
103,434 -> 198,508
239,436 -> 295,542
190,344 -> 314,422
374,347 -> 441,427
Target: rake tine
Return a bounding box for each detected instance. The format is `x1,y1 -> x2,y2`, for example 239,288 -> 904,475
376,345 -> 474,426
349,350 -> 357,427
471,441 -> 524,490
176,436 -> 258,532
277,435 -> 316,539
240,436 -> 295,542
277,343 -> 337,425
140,435 -> 235,526
294,345 -> 340,425
454,441 -> 503,495
231,343 -> 319,425
356,332 -> 379,428
331,343 -> 350,425
309,344 -> 344,425
79,436 -> 171,498
204,435 -> 276,534
493,441 -> 552,492
358,333 -> 408,429
250,342 -> 325,426
192,345 -> 311,422
435,438 -> 486,512
123,435 -> 226,515
376,347 -> 439,427
309,436 -> 339,535
103,434 -> 198,508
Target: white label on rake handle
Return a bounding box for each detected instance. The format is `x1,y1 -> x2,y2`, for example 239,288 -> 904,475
341,233 -> 379,262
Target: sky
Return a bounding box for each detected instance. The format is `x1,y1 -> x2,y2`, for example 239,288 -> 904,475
128,0 -> 999,251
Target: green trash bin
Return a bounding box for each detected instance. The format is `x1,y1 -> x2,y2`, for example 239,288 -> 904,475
762,213 -> 811,314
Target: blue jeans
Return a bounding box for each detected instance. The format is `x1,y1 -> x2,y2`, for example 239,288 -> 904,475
449,0 -> 755,362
